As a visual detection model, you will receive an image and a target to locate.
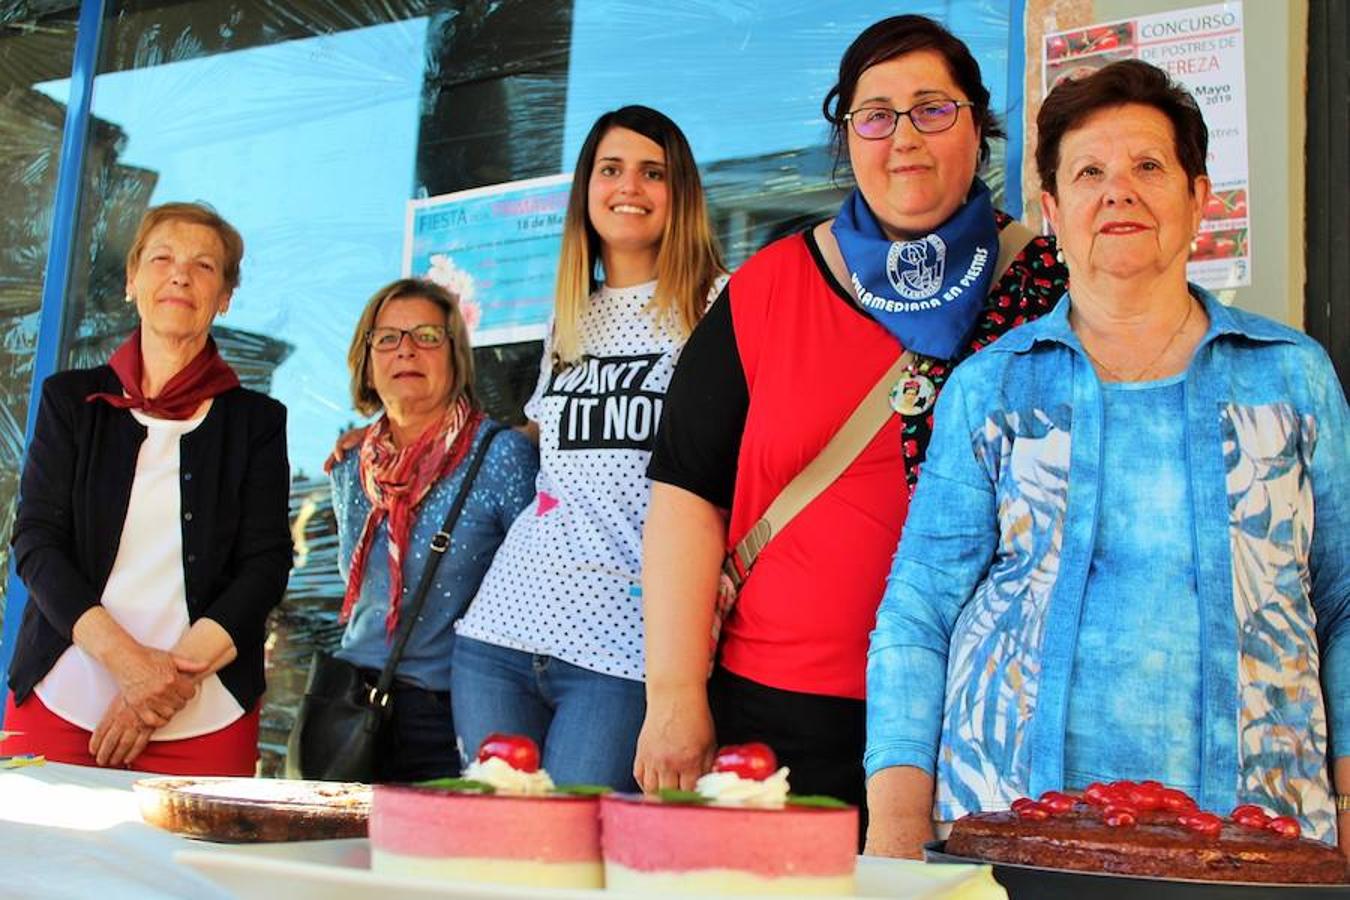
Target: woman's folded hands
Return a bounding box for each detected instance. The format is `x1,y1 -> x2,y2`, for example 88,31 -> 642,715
107,645 -> 205,727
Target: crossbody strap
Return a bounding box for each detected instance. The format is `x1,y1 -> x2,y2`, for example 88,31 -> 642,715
723,221 -> 1038,590
722,350 -> 912,589
994,221 -> 1037,285
374,423 -> 503,698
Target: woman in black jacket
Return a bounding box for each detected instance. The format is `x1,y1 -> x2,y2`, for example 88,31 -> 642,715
4,201 -> 291,775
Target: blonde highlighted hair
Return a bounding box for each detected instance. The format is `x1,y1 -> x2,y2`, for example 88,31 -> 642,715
347,278 -> 477,417
552,105 -> 725,366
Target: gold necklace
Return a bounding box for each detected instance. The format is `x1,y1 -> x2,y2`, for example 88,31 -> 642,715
1079,299 -> 1195,382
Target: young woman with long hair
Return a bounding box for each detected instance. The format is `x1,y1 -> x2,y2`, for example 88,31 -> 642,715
450,105 -> 726,789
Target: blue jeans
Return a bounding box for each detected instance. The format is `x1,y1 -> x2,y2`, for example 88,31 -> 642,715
450,636 -> 645,791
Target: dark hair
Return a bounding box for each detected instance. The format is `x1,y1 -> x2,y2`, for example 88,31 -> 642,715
822,15 -> 1005,171
1036,59 -> 1208,197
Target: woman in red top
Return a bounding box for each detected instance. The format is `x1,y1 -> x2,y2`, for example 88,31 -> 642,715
634,15 -> 1067,837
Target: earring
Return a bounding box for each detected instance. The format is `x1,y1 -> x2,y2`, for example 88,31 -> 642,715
124,293 -> 134,304
1055,247 -> 1065,265
1189,238 -> 1198,254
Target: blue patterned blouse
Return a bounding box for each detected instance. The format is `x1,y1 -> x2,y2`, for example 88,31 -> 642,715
332,423 -> 539,692
866,287 -> 1350,842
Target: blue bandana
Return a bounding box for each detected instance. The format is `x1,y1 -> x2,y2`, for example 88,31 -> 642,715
831,178 -> 999,359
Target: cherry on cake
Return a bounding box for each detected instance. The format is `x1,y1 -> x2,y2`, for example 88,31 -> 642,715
946,780 -> 1349,884
369,734 -> 603,888
601,743 -> 858,895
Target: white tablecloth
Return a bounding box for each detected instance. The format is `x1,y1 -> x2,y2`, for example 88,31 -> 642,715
0,761 -> 234,900
0,762 -> 1005,900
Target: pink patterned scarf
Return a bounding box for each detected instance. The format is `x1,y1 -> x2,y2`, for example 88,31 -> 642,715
340,397 -> 482,637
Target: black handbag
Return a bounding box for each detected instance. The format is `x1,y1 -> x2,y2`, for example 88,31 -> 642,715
285,424 -> 502,782
284,650 -> 386,781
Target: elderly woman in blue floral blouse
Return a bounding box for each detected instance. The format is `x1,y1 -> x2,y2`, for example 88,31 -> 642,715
864,60 -> 1350,859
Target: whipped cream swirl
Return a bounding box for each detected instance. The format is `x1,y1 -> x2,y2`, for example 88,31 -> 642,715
695,766 -> 791,807
462,756 -> 556,795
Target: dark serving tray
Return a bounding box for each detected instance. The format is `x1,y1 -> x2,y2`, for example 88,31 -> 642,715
924,840 -> 1350,899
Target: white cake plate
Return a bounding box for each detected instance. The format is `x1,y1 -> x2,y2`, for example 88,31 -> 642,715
176,838 -> 1004,900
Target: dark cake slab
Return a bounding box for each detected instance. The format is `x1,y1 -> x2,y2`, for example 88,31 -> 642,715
134,776 -> 370,843
927,841 -> 1350,899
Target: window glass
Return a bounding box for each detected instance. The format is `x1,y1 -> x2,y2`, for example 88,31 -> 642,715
0,5 -> 78,624
565,0 -> 1014,262
48,0 -> 571,773
44,0 -> 1015,772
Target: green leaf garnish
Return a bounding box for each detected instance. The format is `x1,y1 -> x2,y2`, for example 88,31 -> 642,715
787,794 -> 850,809
553,784 -> 613,797
657,788 -> 712,805
416,777 -> 496,794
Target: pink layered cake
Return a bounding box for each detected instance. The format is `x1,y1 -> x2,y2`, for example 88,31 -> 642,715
370,734 -> 603,888
601,743 -> 858,895
372,786 -> 602,886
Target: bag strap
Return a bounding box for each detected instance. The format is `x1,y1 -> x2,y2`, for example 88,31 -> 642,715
993,221 -> 1037,282
721,351 -> 910,589
373,423 -> 504,699
722,220 -> 1037,590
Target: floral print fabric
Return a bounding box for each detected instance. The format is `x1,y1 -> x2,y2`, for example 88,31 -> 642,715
1223,402 -> 1333,838
937,405 -> 1072,812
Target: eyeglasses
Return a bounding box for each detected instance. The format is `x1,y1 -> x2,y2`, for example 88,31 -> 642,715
844,99 -> 975,140
367,324 -> 450,351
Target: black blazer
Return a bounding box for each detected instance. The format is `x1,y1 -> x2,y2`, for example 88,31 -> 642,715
8,365 -> 293,712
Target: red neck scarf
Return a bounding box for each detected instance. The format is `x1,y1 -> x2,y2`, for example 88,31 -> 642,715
341,397 -> 483,637
86,328 -> 240,419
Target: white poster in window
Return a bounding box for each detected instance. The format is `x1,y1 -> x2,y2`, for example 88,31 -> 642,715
404,173 -> 572,346
1043,2 -> 1250,289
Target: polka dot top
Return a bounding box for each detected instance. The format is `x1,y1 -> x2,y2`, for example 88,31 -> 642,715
458,278 -> 719,681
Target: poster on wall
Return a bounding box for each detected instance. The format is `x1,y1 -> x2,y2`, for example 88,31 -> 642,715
1043,2 -> 1250,290
403,173 -> 572,346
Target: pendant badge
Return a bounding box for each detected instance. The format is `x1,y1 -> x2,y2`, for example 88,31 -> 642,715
889,372 -> 936,417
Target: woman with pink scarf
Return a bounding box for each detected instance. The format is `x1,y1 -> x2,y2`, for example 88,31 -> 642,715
328,277 -> 537,782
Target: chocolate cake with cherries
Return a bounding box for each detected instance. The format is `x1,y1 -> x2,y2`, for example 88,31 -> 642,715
946,781 -> 1348,884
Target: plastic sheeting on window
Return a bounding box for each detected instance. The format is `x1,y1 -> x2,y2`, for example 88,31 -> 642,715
20,0 -> 1017,772
0,5 -> 78,620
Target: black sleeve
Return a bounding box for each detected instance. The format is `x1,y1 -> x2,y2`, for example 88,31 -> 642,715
647,286 -> 748,509
11,376 -> 102,637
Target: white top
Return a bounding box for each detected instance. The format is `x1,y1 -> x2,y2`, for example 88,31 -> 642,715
37,405 -> 244,739
459,278 -> 723,680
